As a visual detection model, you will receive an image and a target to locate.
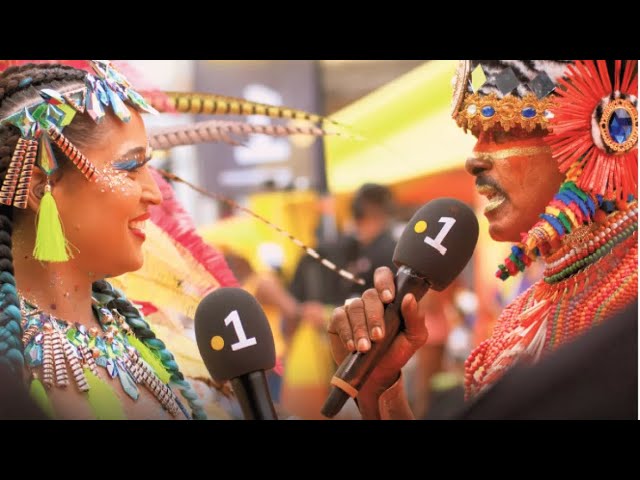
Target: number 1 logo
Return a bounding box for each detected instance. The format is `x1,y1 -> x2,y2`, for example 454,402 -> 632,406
224,310 -> 257,351
424,217 -> 456,255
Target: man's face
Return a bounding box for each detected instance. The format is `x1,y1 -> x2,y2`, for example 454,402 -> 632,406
465,127 -> 566,243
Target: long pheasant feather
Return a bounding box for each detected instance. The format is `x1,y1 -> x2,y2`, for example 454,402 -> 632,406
148,119 -> 332,150
142,90 -> 341,126
157,169 -> 366,286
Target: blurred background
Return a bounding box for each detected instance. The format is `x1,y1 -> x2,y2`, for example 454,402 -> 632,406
125,60 -> 540,420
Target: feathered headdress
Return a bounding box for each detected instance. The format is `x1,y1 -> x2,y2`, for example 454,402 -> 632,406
452,60 -> 638,281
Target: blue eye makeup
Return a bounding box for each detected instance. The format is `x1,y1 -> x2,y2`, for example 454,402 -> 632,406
113,159 -> 145,171
113,147 -> 153,172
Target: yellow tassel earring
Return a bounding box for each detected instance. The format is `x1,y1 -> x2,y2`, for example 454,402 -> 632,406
33,181 -> 73,262
32,131 -> 73,262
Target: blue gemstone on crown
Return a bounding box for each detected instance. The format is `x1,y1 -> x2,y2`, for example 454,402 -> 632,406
609,108 -> 632,143
522,107 -> 536,118
481,106 -> 495,117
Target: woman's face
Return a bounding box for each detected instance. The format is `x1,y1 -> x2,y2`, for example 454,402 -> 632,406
465,127 -> 565,243
53,107 -> 162,279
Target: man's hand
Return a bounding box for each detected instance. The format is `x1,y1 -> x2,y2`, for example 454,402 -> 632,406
328,266 -> 429,394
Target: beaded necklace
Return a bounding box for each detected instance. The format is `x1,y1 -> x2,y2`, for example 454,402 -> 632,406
20,295 -> 188,419
465,202 -> 638,398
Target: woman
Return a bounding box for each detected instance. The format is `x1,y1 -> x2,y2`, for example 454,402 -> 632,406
0,60 -> 340,420
0,61 -> 207,420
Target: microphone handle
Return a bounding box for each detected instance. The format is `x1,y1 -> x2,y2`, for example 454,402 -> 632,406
321,267 -> 430,418
231,371 -> 278,420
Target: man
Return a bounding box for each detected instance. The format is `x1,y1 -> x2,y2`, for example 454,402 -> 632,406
335,182 -> 398,299
290,182 -> 397,305
327,60 -> 638,419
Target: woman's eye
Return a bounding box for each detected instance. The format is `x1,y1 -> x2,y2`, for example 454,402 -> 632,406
113,159 -> 142,172
113,155 -> 151,173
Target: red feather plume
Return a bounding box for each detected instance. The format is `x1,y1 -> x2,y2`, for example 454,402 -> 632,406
149,168 -> 239,288
545,60 -> 638,201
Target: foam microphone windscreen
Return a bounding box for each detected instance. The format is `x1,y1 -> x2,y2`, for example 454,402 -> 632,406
194,287 -> 276,383
392,198 -> 479,291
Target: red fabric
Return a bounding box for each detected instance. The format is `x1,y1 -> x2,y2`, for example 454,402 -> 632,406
131,300 -> 159,317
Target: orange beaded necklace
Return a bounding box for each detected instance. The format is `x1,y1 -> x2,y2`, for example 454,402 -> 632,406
465,201 -> 638,398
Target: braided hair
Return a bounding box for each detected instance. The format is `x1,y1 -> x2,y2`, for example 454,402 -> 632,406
0,63 -> 206,419
0,64 -> 87,377
92,280 -> 207,419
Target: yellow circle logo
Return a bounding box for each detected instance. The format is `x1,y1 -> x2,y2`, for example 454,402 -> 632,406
414,220 -> 427,233
210,336 -> 225,351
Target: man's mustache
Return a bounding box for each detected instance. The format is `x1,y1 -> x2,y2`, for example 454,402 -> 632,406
476,176 -> 507,197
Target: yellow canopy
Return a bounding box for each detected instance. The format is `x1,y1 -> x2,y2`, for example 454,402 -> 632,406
325,60 -> 476,194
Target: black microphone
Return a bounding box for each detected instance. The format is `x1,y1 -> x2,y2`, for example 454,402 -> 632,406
194,287 -> 278,420
321,198 -> 479,418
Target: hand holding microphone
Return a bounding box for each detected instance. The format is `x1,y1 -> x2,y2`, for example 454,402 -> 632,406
324,198 -> 479,418
326,268 -> 428,417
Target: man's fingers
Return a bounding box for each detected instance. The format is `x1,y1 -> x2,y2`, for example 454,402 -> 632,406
373,267 -> 395,304
329,306 -> 355,352
344,298 -> 371,352
362,288 -> 385,341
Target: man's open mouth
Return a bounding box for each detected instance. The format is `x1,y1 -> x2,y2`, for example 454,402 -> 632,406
477,185 -> 507,213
